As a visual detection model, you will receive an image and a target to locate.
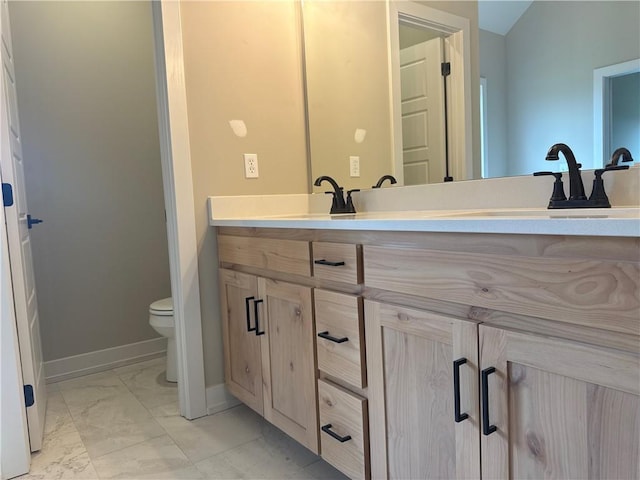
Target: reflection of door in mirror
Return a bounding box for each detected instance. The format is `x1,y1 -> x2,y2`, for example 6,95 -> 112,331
389,1 -> 473,186
400,37 -> 446,185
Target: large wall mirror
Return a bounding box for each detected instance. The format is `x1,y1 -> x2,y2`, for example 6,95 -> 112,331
304,0 -> 639,192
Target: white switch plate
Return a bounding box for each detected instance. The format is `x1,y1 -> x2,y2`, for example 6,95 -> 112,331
243,153 -> 259,178
349,156 -> 360,177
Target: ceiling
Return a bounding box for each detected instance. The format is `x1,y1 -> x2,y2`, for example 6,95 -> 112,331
478,0 -> 534,36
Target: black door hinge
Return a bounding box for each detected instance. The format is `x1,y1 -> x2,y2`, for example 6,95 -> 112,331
24,384 -> 35,407
2,183 -> 13,207
441,62 -> 451,77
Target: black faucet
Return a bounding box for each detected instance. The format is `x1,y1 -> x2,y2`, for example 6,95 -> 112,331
535,143 -> 631,209
314,176 -> 358,214
545,143 -> 586,202
606,147 -> 634,167
372,175 -> 397,189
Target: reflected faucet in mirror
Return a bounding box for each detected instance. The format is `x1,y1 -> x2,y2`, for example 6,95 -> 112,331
314,176 -> 358,214
607,147 -> 634,167
372,175 -> 397,189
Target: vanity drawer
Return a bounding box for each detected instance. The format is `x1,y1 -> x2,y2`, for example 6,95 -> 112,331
312,242 -> 362,285
318,379 -> 369,480
315,289 -> 366,389
218,235 -> 311,277
363,244 -> 640,333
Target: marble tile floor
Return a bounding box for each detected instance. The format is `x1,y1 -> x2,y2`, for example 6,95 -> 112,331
20,357 -> 347,480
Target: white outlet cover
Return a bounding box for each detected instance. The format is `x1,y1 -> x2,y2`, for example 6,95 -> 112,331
243,153 -> 259,178
349,156 -> 360,177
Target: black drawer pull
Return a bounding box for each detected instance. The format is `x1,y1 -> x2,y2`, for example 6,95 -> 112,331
317,331 -> 349,343
481,366 -> 497,435
321,424 -> 352,443
254,299 -> 265,336
453,358 -> 469,423
314,259 -> 345,267
245,296 -> 256,332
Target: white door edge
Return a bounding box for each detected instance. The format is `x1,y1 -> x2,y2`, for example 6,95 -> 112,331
0,208 -> 30,480
151,1 -> 207,419
0,3 -> 30,469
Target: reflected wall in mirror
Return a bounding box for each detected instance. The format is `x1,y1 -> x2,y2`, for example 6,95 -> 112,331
303,1 -> 393,193
479,0 -> 640,177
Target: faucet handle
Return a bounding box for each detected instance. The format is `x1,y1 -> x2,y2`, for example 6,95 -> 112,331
345,189 -> 360,214
533,171 -> 567,203
588,165 -> 630,208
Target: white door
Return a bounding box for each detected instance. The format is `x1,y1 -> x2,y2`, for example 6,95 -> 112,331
0,0 -> 46,452
400,37 -> 446,185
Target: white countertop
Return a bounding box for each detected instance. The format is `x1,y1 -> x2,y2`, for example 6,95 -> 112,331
209,207 -> 640,237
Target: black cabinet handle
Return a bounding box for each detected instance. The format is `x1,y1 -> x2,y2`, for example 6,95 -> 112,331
317,331 -> 349,343
254,299 -> 265,336
314,259 -> 345,267
245,296 -> 256,332
481,366 -> 497,435
321,424 -> 352,443
453,358 -> 469,423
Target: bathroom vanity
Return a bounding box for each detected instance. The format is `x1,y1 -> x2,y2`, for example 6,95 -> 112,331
213,208 -> 639,479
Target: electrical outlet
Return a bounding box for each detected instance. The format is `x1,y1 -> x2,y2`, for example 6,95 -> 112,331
349,156 -> 360,177
243,153 -> 259,178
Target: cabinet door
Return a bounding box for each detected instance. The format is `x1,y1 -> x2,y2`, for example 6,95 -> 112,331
480,325 -> 640,479
259,278 -> 319,453
365,300 -> 480,479
219,269 -> 263,415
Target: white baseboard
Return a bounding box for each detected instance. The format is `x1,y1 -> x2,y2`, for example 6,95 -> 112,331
45,337 -> 167,383
206,383 -> 241,415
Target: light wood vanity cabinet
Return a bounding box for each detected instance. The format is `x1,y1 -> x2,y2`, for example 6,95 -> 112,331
218,228 -> 639,479
480,324 -> 639,479
219,269 -> 263,415
365,301 -> 481,479
218,235 -> 319,453
362,238 -> 639,479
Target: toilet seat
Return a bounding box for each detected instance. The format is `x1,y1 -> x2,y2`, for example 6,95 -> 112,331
149,297 -> 173,316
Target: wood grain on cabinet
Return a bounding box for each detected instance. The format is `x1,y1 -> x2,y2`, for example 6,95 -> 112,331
364,244 -> 640,335
218,235 -> 311,276
479,324 -> 640,479
315,289 -> 366,389
219,269 -> 263,415
365,300 -> 480,479
259,277 -> 319,453
318,379 -> 369,480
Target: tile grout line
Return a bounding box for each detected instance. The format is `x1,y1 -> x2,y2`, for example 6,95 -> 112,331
56,384 -> 101,479
108,361 -> 203,474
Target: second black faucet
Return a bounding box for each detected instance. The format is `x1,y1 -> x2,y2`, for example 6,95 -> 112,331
314,176 -> 359,214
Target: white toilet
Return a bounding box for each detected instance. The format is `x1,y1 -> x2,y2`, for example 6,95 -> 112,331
149,297 -> 177,382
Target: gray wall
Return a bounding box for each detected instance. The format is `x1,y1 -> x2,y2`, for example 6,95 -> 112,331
504,1 -> 640,175
9,1 -> 171,362
479,29 -> 507,178
612,72 -> 640,157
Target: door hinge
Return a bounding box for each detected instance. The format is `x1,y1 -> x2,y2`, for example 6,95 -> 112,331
24,384 -> 35,407
441,62 -> 451,77
2,182 -> 13,207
